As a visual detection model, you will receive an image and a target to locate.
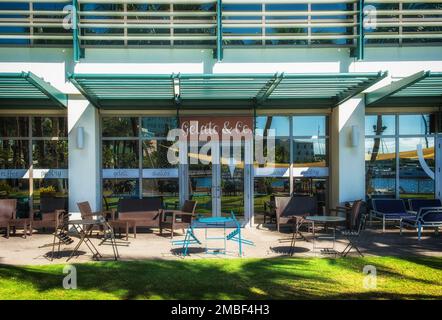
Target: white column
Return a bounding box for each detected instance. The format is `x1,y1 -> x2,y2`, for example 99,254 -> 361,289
330,95 -> 366,208
68,96 -> 100,219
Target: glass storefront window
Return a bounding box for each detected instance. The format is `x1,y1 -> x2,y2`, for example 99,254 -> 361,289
399,137 -> 435,198
273,138 -> 290,167
292,116 -> 327,137
255,138 -> 290,170
141,117 -> 177,138
0,179 -> 30,218
142,178 -> 179,208
254,177 -> 289,196
0,117 -> 28,137
293,138 -> 327,167
102,116 -> 178,210
255,116 -> 290,137
293,178 -> 327,214
142,140 -> 176,168
254,115 -> 329,223
0,179 -> 29,199
399,114 -> 432,135
0,115 -> 68,217
102,140 -> 139,169
254,177 -> 289,224
365,137 -> 396,197
103,178 -> 139,210
33,178 -> 68,210
365,115 -> 396,136
102,117 -> 139,137
365,114 -> 438,200
0,139 -> 29,168
32,117 -> 67,137
32,140 -> 68,169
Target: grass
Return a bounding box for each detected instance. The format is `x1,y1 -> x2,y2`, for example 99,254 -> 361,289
0,256 -> 441,300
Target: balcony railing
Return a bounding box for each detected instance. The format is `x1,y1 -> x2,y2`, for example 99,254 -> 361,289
0,1 -> 441,52
365,0 -> 442,45
222,1 -> 358,47
78,2 -> 217,46
0,1 -> 72,46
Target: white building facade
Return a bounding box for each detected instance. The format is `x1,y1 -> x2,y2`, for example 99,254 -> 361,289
0,1 -> 441,225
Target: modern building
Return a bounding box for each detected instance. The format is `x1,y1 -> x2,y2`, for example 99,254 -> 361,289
0,0 -> 441,226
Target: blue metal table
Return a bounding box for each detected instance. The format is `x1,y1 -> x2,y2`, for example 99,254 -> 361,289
172,212 -> 254,256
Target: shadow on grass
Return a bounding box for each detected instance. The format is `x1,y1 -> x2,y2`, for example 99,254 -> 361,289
1,256 -> 442,300
0,258 -> 319,299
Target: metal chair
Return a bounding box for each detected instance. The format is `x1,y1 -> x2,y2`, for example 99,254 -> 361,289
340,211 -> 367,257
49,210 -> 74,261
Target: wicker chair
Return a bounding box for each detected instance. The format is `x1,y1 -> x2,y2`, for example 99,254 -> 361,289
0,199 -> 31,238
160,200 -> 197,239
32,197 -> 67,233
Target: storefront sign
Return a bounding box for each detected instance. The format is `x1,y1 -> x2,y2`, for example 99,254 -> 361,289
292,167 -> 329,177
0,169 -> 68,179
254,167 -> 290,177
33,169 -> 68,179
102,169 -> 180,179
102,169 -> 140,179
254,167 -> 329,177
0,169 -> 28,179
143,168 -> 179,178
179,116 -> 253,137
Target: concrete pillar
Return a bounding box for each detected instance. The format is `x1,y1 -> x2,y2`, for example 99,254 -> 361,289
68,96 -> 100,218
330,95 -> 366,208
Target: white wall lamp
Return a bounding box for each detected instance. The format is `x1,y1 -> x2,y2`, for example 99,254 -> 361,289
77,126 -> 85,149
350,125 -> 360,148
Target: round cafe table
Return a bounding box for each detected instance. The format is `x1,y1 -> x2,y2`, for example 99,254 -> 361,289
305,215 -> 346,254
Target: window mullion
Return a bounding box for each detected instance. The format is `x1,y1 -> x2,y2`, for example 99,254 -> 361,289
28,116 -> 33,216
395,114 -> 400,199
139,116 -> 143,200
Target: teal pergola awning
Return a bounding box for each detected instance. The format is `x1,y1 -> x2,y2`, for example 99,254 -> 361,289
69,72 -> 387,109
0,72 -> 67,109
366,71 -> 442,107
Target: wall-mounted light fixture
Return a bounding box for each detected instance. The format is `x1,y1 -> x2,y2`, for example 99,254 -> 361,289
77,126 -> 85,149
350,125 -> 360,148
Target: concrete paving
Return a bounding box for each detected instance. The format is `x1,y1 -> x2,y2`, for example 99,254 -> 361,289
0,222 -> 441,265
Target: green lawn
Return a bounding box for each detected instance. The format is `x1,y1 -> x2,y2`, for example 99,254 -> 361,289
0,256 -> 441,300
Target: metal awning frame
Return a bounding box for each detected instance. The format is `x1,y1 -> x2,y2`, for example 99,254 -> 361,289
0,72 -> 68,109
366,71 -> 442,107
69,71 -> 387,109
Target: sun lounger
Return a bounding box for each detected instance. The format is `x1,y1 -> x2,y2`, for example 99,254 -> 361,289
370,199 -> 415,232
408,199 -> 442,214
400,207 -> 442,240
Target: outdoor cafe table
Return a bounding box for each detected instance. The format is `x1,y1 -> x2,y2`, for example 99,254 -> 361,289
67,219 -> 119,262
172,213 -> 254,257
305,215 -> 346,254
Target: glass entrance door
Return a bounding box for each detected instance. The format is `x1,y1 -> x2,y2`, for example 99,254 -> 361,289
181,115 -> 254,224
188,143 -> 213,216
185,140 -> 253,223
220,142 -> 245,219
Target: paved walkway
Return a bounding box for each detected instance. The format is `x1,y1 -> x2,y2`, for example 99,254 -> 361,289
0,223 -> 441,265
